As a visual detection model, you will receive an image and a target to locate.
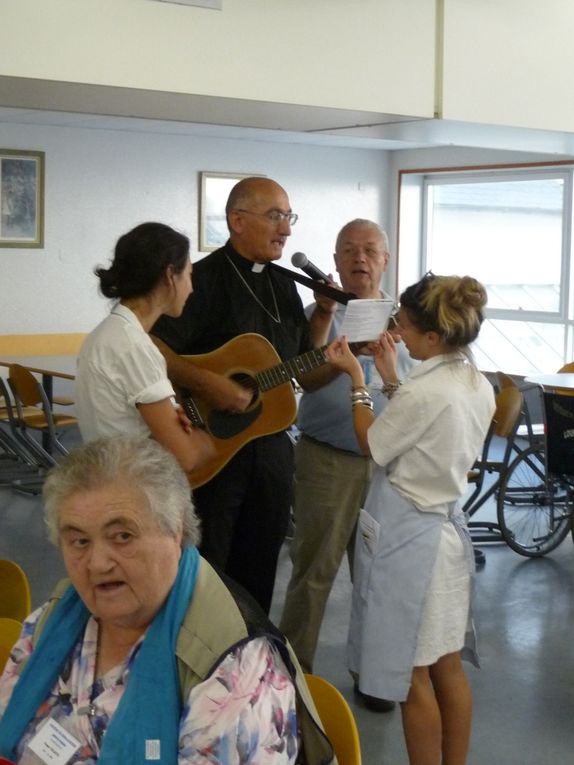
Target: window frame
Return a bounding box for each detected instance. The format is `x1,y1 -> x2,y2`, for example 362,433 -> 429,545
396,161 -> 574,373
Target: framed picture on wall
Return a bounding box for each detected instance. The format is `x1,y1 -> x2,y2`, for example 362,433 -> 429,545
0,149 -> 45,248
199,171 -> 264,252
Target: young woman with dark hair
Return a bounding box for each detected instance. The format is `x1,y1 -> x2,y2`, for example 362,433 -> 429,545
76,222 -> 213,473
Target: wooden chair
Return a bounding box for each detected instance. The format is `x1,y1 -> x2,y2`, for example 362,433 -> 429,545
463,386 -> 524,543
304,674 -> 361,765
495,371 -> 544,444
0,559 -> 32,622
8,363 -> 78,466
0,617 -> 23,673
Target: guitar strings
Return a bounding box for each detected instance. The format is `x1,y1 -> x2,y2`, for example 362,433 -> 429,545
225,255 -> 281,324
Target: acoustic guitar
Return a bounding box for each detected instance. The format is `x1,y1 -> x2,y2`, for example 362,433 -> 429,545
179,333 -> 330,487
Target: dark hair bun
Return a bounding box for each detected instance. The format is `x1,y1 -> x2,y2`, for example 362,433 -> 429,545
95,222 -> 189,300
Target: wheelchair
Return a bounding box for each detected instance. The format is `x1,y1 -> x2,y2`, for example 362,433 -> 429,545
463,377 -> 574,558
496,387 -> 574,557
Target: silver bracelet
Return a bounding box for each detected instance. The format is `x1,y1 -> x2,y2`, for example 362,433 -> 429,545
352,398 -> 374,411
350,386 -> 373,411
350,390 -> 372,402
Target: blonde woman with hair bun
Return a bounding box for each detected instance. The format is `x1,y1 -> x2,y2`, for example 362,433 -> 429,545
326,272 -> 495,765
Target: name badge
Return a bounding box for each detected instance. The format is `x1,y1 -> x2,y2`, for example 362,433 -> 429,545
27,719 -> 80,765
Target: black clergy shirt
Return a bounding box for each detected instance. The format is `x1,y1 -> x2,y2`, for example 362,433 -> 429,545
152,241 -> 312,363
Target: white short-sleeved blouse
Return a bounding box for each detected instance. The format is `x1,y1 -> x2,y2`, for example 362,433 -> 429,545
367,353 -> 495,511
76,304 -> 175,441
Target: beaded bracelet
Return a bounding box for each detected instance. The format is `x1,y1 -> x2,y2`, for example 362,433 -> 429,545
382,381 -> 402,399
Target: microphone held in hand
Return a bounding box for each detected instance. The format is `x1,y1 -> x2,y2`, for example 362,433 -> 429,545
291,252 -> 331,284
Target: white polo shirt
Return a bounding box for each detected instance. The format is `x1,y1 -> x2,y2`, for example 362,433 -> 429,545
367,353 -> 495,511
76,304 -> 175,441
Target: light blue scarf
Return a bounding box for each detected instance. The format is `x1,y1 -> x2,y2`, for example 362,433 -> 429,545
0,545 -> 199,763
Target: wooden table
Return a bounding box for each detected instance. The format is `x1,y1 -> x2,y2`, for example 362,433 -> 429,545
0,355 -> 76,402
525,373 -> 574,391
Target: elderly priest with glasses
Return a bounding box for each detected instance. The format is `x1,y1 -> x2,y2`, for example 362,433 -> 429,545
152,177 -> 338,614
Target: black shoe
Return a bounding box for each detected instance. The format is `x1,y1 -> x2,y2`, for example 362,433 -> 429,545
353,681 -> 395,713
474,547 -> 486,567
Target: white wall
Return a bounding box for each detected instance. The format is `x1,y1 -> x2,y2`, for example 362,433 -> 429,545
0,117 -> 390,335
442,0 -> 574,131
0,0 -> 435,117
5,0 -> 574,137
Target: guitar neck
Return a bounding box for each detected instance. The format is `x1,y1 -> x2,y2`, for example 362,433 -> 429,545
255,341 -> 367,392
256,346 -> 329,391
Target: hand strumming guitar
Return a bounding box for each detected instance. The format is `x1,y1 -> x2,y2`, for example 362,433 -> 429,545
152,334 -> 252,413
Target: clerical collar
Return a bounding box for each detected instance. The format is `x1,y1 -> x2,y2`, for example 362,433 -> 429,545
225,242 -> 267,274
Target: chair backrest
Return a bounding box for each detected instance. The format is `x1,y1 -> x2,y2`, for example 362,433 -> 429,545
493,386 -> 523,439
495,371 -> 515,391
304,674 -> 361,765
0,559 -> 32,622
0,616 -> 23,673
8,364 -> 43,409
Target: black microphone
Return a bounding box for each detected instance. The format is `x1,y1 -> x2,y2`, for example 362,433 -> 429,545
291,252 -> 331,284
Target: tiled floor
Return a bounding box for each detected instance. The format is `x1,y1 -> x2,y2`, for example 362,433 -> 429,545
1,438 -> 573,764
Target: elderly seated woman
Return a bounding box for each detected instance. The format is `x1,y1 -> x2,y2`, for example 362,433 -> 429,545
0,436 -> 330,765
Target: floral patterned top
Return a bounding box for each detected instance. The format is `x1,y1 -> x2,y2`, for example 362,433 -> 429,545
0,605 -> 298,765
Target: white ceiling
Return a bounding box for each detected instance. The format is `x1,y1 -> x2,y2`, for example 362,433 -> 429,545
1,76 -> 574,157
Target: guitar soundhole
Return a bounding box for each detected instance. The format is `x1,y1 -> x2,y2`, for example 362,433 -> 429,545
230,372 -> 259,408
206,372 -> 262,439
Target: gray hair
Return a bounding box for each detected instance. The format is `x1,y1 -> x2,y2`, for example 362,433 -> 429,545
335,219 -> 390,254
43,436 -> 201,547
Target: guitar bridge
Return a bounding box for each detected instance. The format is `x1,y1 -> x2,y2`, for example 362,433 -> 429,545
182,397 -> 205,429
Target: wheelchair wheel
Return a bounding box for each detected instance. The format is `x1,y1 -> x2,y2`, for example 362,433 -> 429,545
497,444 -> 572,557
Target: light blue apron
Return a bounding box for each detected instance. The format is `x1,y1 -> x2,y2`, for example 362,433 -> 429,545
347,469 -> 478,702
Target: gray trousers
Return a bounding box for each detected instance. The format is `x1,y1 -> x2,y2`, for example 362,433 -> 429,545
279,434 -> 373,673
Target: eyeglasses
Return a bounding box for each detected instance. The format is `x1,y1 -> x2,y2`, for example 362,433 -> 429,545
410,270 -> 436,300
395,270 -> 436,320
388,304 -> 400,330
234,208 -> 298,226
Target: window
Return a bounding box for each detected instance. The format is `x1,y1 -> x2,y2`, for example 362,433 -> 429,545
399,166 -> 574,375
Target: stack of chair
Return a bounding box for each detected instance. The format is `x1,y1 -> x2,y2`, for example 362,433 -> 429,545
7,364 -> 78,494
0,377 -> 43,484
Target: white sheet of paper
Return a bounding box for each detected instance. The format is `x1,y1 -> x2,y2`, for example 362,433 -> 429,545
340,299 -> 395,342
